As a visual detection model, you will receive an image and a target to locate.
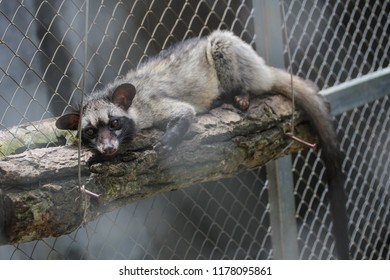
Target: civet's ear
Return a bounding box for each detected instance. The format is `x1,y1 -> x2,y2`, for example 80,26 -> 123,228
55,113 -> 81,130
112,83 -> 136,111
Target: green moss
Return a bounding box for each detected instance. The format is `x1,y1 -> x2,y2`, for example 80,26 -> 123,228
0,128 -> 77,156
263,105 -> 275,118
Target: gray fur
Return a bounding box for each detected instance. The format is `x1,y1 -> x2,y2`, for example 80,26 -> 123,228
58,29 -> 335,156
85,30 -> 274,131
56,30 -> 349,259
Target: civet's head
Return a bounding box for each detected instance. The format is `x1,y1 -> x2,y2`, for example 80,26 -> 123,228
56,83 -> 136,156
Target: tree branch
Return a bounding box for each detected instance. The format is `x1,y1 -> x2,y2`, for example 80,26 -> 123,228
0,95 -> 317,244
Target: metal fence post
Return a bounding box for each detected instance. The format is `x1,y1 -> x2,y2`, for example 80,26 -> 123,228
252,0 -> 299,259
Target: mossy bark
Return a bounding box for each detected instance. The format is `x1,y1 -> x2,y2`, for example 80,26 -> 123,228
0,95 -> 317,244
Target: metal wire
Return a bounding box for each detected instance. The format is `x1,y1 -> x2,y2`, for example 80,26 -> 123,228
0,0 -> 389,260
282,0 -> 390,259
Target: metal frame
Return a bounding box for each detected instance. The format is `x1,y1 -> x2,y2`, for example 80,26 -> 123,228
0,0 -> 389,260
253,0 -> 299,260
322,67 -> 390,116
253,0 -> 390,259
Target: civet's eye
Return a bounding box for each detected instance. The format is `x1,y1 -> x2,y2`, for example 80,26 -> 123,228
84,127 -> 96,138
110,118 -> 121,129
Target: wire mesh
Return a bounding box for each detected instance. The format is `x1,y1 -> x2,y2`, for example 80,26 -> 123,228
282,0 -> 390,259
0,0 -> 272,260
0,0 -> 389,260
281,0 -> 390,89
0,168 -> 271,260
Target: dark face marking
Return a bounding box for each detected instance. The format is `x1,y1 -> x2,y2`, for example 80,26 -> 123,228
81,116 -> 136,156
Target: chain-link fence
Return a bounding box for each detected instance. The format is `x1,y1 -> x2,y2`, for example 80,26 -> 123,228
281,0 -> 390,259
0,0 -> 389,259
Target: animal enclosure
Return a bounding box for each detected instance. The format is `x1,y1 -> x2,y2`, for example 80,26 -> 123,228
0,0 -> 389,259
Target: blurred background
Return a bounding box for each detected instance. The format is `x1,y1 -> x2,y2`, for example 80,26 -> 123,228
0,0 -> 389,259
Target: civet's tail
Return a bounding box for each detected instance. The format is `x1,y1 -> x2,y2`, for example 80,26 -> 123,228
271,67 -> 350,259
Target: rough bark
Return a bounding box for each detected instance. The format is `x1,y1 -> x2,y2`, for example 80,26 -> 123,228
0,95 -> 317,244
